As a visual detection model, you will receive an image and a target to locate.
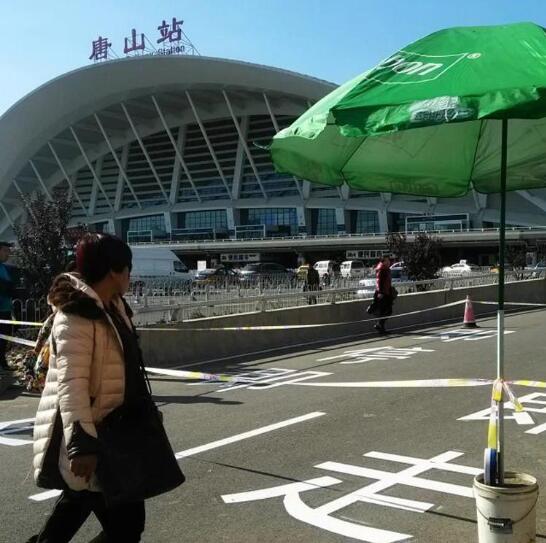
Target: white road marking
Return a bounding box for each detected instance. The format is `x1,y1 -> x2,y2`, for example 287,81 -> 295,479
29,411 -> 327,502
415,329 -> 515,342
223,449 -> 480,543
29,489 -> 62,502
0,417 -> 35,446
318,346 -> 434,365
175,411 -> 325,459
459,391 -> 546,434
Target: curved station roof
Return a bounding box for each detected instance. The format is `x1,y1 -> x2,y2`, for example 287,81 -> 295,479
0,55 -> 333,235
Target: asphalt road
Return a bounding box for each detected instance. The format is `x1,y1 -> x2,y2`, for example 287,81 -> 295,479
2,309 -> 546,542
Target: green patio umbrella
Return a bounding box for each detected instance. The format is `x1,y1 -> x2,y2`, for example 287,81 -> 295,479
271,22 -> 546,485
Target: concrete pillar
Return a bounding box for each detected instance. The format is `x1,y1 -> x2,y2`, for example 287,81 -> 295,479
296,206 -> 306,235
335,208 -> 346,234
378,209 -> 389,234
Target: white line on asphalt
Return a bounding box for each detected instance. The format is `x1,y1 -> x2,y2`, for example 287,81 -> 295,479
28,411 -> 327,502
175,411 -> 326,459
29,489 -> 62,502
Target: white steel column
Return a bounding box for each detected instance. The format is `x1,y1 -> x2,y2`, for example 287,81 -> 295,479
120,103 -> 169,204
185,91 -> 232,198
48,142 -> 87,214
0,202 -> 14,227
28,161 -> 52,200
114,145 -> 130,211
262,92 -> 304,199
69,127 -> 114,212
94,114 -> 141,209
231,116 -> 248,200
223,90 -> 267,200
151,96 -> 201,203
88,155 -> 104,215
12,180 -> 37,222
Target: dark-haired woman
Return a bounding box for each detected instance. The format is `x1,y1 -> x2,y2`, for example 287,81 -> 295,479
27,234 -> 181,542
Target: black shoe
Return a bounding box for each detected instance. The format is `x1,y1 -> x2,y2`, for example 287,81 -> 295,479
373,324 -> 386,334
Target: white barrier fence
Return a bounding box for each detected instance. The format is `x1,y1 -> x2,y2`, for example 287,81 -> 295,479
128,272 -> 531,323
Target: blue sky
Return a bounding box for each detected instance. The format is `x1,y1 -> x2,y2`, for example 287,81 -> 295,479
0,0 -> 544,115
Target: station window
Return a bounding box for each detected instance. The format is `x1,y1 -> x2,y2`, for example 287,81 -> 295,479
354,211 -> 379,234
183,210 -> 228,230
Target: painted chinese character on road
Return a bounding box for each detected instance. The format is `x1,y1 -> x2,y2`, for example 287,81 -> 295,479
459,391 -> 546,435
317,346 -> 434,365
223,450 -> 480,542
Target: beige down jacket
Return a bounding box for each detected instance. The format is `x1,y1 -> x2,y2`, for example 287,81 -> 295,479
32,273 -> 133,492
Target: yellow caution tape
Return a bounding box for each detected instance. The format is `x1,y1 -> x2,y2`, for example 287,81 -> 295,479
294,378 -> 494,388
0,333 -> 37,348
0,318 -> 43,327
144,366 -> 251,384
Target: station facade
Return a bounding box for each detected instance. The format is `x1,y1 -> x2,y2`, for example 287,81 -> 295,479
1,55 -> 546,267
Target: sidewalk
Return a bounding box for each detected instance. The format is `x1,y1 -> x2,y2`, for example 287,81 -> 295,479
0,369 -> 16,396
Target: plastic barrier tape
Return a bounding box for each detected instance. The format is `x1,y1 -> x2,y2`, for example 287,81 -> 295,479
0,333 -> 37,348
0,319 -> 43,327
145,367 -> 252,384
144,300 -> 467,332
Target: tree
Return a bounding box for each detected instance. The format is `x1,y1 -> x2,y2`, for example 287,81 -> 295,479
505,243 -> 527,280
386,231 -> 441,285
13,188 -> 86,299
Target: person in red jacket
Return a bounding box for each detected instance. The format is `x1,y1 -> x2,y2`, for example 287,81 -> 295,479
373,255 -> 393,334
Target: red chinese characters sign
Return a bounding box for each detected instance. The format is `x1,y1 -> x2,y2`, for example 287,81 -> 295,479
89,17 -> 191,62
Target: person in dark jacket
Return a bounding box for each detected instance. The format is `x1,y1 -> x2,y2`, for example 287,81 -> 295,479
373,255 -> 393,334
0,241 -> 15,371
304,259 -> 320,305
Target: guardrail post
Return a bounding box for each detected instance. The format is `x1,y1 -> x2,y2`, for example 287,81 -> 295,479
205,285 -> 209,302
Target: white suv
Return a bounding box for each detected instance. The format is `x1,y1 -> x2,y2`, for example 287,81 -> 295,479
340,260 -> 366,278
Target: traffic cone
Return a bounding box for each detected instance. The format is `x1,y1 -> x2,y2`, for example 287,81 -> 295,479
463,295 -> 478,328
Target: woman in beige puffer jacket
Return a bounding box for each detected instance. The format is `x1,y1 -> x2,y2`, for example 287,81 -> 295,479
28,234 -> 147,543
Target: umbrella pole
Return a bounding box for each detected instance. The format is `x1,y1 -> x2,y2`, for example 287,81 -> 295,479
497,118 -> 508,485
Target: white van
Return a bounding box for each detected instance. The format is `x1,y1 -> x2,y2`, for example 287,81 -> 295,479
130,247 -> 192,280
313,260 -> 338,280
340,260 -> 366,279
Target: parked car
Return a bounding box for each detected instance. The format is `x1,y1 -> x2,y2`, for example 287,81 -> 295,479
314,260 -> 339,282
130,247 -> 193,280
340,260 -> 367,279
238,262 -> 293,284
441,260 -> 481,276
192,267 -> 239,286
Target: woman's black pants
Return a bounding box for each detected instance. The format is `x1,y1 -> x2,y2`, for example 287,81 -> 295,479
31,489 -> 145,543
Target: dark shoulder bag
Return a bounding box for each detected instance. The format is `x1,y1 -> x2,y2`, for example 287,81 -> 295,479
95,323 -> 185,506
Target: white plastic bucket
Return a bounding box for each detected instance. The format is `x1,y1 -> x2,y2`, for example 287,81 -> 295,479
474,472 -> 539,542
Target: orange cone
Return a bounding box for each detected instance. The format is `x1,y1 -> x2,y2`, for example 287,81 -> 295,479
463,295 -> 478,328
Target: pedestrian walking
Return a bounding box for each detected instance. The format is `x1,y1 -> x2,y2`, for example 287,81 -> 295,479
0,241 -> 15,372
304,259 -> 320,305
27,233 -> 184,543
369,255 -> 395,334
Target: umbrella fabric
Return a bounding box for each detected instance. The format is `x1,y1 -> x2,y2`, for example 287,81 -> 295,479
271,22 -> 546,197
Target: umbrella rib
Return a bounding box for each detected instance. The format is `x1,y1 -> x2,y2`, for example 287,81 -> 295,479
467,119 -> 486,194
339,135 -> 369,187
